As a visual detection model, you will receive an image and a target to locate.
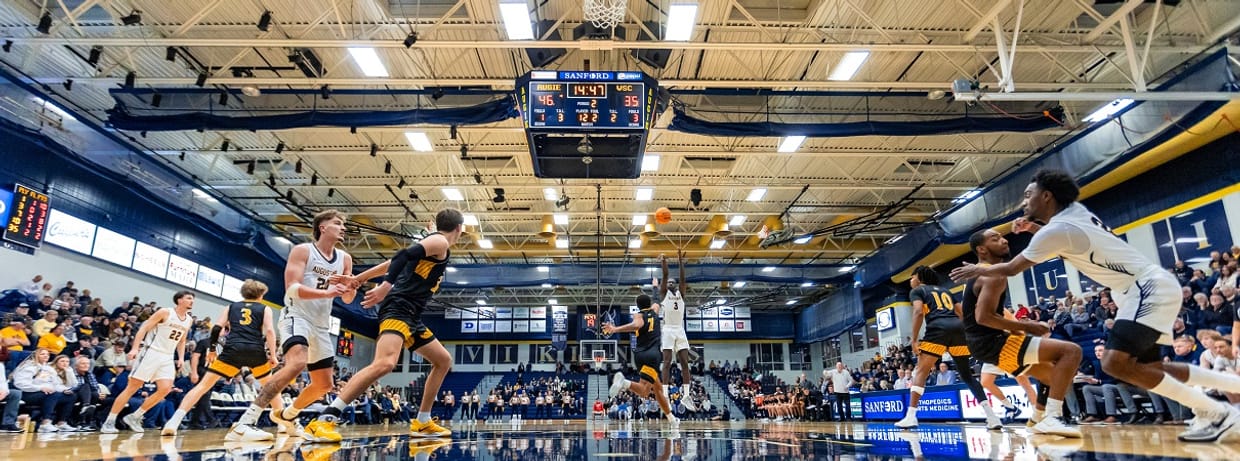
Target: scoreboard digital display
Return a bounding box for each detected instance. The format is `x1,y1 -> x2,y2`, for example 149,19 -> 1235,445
519,71 -> 651,130
3,183 -> 50,249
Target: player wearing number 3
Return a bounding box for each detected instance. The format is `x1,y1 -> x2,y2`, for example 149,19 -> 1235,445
101,290 -> 195,433
162,279 -> 282,437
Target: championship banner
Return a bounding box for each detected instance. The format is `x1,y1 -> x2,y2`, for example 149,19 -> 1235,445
551,305 -> 568,351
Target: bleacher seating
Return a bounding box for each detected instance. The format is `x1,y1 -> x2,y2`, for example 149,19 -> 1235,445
476,372 -> 587,420
710,374 -> 749,413
426,372 -> 488,420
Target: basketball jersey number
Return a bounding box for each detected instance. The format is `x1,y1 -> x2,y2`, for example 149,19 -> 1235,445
315,277 -> 328,290
647,317 -> 656,333
930,292 -> 954,311
168,329 -> 184,341
672,301 -> 680,310
239,307 -> 253,326
1090,216 -> 1116,235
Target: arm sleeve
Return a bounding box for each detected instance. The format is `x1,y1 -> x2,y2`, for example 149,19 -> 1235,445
384,244 -> 427,284
209,325 -> 223,348
1021,222 -> 1091,263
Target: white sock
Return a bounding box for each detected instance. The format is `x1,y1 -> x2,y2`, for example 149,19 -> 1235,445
168,409 -> 187,426
1152,373 -> 1229,414
1045,399 -> 1064,419
104,413 -> 117,425
132,409 -> 146,419
981,401 -> 998,419
282,406 -> 302,419
999,398 -> 1015,409
417,411 -> 431,424
238,404 -> 264,425
329,398 -> 347,413
1185,367 -> 1240,394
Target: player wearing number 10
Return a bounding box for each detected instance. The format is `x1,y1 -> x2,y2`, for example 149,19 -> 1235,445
101,290 -> 195,433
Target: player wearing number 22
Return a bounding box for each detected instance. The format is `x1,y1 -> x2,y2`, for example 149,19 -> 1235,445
101,290 -> 195,433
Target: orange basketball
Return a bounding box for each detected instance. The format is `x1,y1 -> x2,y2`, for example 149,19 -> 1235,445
655,207 -> 672,224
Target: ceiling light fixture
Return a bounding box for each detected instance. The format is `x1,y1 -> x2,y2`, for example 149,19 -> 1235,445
150,93 -> 161,107
218,90 -> 229,106
762,266 -> 776,272
2,40 -> 11,52
641,154 -> 659,171
553,214 -> 569,225
348,47 -> 389,77
635,188 -> 653,201
442,188 -> 464,201
477,239 -> 494,249
537,266 -> 550,272
164,47 -> 176,61
463,214 -> 479,226
1082,98 -> 1135,123
220,139 -> 230,152
829,51 -> 870,81
690,188 -> 702,207
123,71 -> 136,88
275,142 -> 285,154
384,160 -> 392,174
295,159 -> 303,173
120,10 -> 142,26
664,3 -> 698,41
320,85 -> 331,100
555,238 -> 569,249
492,188 -> 506,203
778,135 -> 806,153
195,73 -> 208,87
498,0 -> 535,40
629,239 -> 642,249
555,192 -> 571,210
733,281 -> 746,288
36,12 -> 52,34
403,31 -> 418,48
544,188 -> 558,201
632,215 -> 648,226
369,143 -> 378,157
87,46 -> 102,65
793,235 -> 812,244
310,173 -> 318,186
729,215 -> 745,227
709,239 -> 725,249
746,188 -> 766,202
405,132 -> 433,152
257,11 -> 272,31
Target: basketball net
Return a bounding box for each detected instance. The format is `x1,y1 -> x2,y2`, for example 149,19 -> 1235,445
593,356 -> 605,370
583,0 -> 627,29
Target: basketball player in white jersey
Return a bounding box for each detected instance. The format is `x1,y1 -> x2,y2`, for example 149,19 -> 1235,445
101,291 -> 195,433
657,253 -> 697,413
229,209 -> 355,442
951,169 -> 1240,442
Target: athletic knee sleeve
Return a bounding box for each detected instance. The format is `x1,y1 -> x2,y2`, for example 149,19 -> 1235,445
909,386 -> 925,395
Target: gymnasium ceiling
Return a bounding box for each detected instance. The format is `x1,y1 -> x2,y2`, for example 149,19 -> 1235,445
1,0 -> 1238,308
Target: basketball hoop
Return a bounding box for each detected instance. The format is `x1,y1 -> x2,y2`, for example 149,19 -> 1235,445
593,355 -> 605,370
583,0 -> 627,29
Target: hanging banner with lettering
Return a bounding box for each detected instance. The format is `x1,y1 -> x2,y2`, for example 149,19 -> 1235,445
551,305 -> 568,351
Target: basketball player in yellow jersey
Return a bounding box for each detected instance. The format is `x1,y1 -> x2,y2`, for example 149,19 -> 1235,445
162,279 -> 282,437
307,209 -> 463,441
230,210 -> 355,442
603,294 -> 677,424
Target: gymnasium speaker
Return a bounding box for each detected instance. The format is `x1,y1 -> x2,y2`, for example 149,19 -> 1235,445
525,20 -> 567,68
631,22 -> 670,69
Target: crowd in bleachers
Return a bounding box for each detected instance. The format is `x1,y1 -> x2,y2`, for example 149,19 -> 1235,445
478,370 -> 587,421
0,274 -> 430,433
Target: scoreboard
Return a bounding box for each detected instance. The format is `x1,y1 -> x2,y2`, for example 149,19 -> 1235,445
518,71 -> 654,130
2,183 -> 50,249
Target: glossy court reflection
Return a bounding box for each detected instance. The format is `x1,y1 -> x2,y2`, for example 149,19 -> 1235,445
8,420 -> 1240,461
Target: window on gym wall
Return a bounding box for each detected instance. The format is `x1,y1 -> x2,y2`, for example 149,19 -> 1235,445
822,339 -> 842,368
790,344 -> 812,371
750,343 -> 785,371
849,328 -> 866,352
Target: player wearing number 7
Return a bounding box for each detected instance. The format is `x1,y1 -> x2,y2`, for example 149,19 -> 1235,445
101,290 -> 195,433
161,279 -> 283,437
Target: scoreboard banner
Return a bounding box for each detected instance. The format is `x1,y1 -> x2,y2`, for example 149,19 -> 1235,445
3,183 -> 50,249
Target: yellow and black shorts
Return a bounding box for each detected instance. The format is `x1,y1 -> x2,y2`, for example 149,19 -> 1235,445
969,333 -> 1040,376
378,298 -> 437,350
918,318 -> 971,357
634,345 -> 662,384
208,347 -> 273,379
